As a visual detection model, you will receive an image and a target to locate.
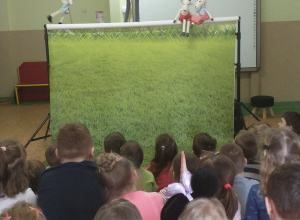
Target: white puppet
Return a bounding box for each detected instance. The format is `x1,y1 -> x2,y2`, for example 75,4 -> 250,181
173,0 -> 192,37
191,0 -> 213,25
47,0 -> 73,24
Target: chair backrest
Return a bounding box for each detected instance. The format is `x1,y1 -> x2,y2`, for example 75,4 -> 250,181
18,61 -> 48,84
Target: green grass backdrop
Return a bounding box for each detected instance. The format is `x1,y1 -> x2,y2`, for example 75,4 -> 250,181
48,23 -> 236,165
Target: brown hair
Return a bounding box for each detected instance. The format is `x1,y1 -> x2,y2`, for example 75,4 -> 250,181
219,143 -> 245,174
0,201 -> 46,220
235,130 -> 258,160
96,153 -> 135,201
0,140 -> 28,198
193,133 -> 217,158
201,154 -> 238,220
56,122 -> 93,159
93,198 -> 142,220
104,132 -> 126,154
283,112 -> 300,134
171,152 -> 200,182
45,142 -> 60,166
27,160 -> 45,194
178,198 -> 228,220
150,133 -> 178,178
266,163 -> 300,220
120,140 -> 143,169
260,128 -> 300,193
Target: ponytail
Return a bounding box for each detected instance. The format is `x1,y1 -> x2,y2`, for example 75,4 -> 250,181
219,185 -> 238,220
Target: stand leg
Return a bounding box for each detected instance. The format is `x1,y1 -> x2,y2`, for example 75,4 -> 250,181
263,108 -> 266,119
24,113 -> 51,148
269,107 -> 275,116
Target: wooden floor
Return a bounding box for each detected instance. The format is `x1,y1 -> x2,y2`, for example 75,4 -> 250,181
0,103 -> 282,162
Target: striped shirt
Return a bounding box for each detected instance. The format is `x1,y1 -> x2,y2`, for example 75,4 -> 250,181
244,160 -> 261,182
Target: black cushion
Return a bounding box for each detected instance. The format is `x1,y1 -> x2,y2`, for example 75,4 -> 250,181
251,96 -> 274,108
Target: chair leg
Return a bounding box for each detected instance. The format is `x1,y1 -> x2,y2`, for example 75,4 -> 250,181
252,107 -> 257,116
263,108 -> 267,119
269,107 -> 275,116
14,86 -> 20,105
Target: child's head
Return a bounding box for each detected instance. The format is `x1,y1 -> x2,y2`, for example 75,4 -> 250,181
151,133 -> 178,178
171,151 -> 200,182
260,128 -> 300,193
96,153 -> 136,201
0,201 -> 46,220
27,160 -> 45,194
234,130 -> 258,160
93,198 -> 142,220
191,167 -> 219,199
192,133 -> 217,158
45,141 -> 60,166
104,132 -> 126,154
265,164 -> 300,220
219,143 -> 246,175
279,112 -> 300,135
0,140 -> 28,197
56,122 -> 94,161
200,154 -> 238,220
120,140 -> 143,169
178,198 -> 228,220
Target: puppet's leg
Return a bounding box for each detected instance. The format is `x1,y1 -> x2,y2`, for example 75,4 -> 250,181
182,19 -> 186,36
47,11 -> 60,23
186,21 -> 190,37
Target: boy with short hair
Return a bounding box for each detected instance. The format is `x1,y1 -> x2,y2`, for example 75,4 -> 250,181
38,122 -> 105,220
120,140 -> 158,192
104,132 -> 126,154
219,143 -> 258,219
265,163 -> 300,220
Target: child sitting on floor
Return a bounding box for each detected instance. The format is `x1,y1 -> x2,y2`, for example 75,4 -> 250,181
45,141 -> 60,167
120,140 -> 158,192
192,132 -> 217,160
27,160 -> 46,195
147,133 -> 178,191
278,112 -> 300,136
103,132 -> 126,154
0,140 -> 37,212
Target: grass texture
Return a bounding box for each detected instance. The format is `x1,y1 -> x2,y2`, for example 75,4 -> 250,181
48,24 -> 236,165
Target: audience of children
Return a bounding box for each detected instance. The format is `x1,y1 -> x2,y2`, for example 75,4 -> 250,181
219,143 -> 259,219
120,140 -> 158,192
3,115 -> 300,220
147,133 -> 178,191
192,132 -> 217,159
44,141 -> 60,167
178,198 -> 228,220
103,132 -> 126,154
96,153 -> 163,220
0,140 -> 37,212
265,163 -> 300,220
235,129 -> 261,181
244,128 -> 300,220
0,201 -> 46,220
37,122 -> 106,220
278,111 -> 300,136
27,160 -> 46,195
93,198 -> 142,220
201,154 -> 241,220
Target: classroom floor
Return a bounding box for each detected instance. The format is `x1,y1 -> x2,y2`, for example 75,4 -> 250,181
0,102 -> 281,162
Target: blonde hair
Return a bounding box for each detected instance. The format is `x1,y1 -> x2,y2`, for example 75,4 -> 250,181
96,153 -> 135,201
0,201 -> 46,220
178,198 -> 228,220
260,128 -> 300,193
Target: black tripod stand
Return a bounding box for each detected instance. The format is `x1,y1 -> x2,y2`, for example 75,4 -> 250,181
24,113 -> 51,148
234,18 -> 260,137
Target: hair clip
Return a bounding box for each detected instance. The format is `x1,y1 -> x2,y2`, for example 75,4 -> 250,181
2,217 -> 12,220
116,157 -> 122,162
224,183 -> 231,190
161,145 -> 165,151
29,207 -> 43,215
1,146 -> 6,151
263,145 -> 270,151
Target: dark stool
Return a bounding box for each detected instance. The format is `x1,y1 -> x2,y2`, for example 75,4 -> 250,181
251,96 -> 275,119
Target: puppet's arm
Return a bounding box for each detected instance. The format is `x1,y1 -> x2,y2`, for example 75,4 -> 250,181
173,10 -> 181,23
205,9 -> 213,20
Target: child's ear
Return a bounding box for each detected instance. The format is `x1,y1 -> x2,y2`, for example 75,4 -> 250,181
90,147 -> 94,158
244,158 -> 248,167
55,148 -> 60,159
133,170 -> 138,181
265,196 -> 275,217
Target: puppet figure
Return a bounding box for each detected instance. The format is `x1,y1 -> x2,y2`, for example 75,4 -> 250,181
173,0 -> 192,37
191,0 -> 213,25
47,0 -> 73,24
